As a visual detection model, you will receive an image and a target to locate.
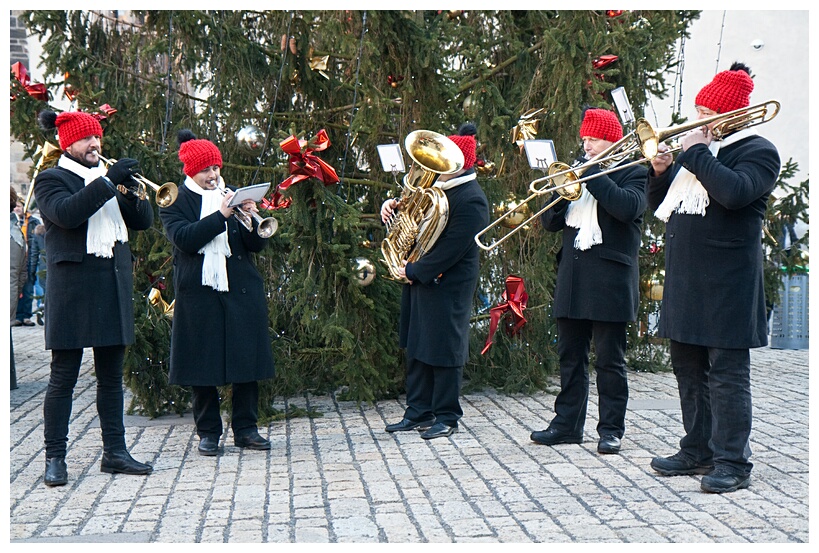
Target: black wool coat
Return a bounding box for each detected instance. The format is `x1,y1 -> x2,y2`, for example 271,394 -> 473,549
400,172 -> 490,367
159,184 -> 275,386
541,161 -> 648,322
34,163 -> 154,350
647,135 -> 780,348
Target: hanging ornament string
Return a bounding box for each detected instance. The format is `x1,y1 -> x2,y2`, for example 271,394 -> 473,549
160,12 -> 174,154
337,11 -> 368,201
250,11 -> 295,185
206,11 -> 225,139
674,30 -> 687,116
714,10 -> 726,74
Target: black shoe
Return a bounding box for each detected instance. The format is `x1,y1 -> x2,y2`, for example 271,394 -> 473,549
21,319 -> 35,326
701,466 -> 751,493
385,417 -> 436,433
597,435 -> 621,454
420,422 -> 457,439
198,436 -> 219,456
44,457 -> 68,487
650,451 -> 714,476
100,450 -> 153,475
530,428 -> 583,446
36,313 -> 44,325
234,430 -> 271,450
10,320 -> 22,327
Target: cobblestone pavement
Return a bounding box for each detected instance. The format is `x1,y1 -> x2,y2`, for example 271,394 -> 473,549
8,324 -> 809,543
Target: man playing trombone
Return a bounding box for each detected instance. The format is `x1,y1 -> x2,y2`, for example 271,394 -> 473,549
159,130 -> 275,456
647,62 -> 781,493
35,110 -> 155,486
530,107 -> 647,455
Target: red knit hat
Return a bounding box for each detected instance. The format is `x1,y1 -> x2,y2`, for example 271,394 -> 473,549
448,123 -> 477,170
579,108 -> 623,142
695,63 -> 754,114
178,136 -> 223,177
54,111 -> 103,150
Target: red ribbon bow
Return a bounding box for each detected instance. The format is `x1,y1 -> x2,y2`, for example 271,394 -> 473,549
481,275 -> 528,355
261,192 -> 292,211
278,129 -> 340,190
11,62 -> 49,102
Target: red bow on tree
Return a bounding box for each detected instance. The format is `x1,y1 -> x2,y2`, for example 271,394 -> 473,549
93,103 -> 117,121
481,275 -> 529,355
11,62 -> 49,102
278,129 -> 340,190
261,191 -> 292,211
592,54 -> 618,70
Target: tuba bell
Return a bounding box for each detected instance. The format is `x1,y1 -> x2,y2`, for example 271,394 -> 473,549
381,130 -> 465,281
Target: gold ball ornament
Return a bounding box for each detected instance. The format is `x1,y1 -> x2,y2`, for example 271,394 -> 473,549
495,196 -> 532,229
236,125 -> 266,156
475,160 -> 496,177
641,272 -> 664,301
353,257 -> 376,286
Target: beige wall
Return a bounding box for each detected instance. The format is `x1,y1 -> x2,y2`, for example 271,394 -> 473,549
646,10 -> 809,181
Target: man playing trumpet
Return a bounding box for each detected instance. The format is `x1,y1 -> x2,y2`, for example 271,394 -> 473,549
35,110 -> 155,486
158,130 -> 275,457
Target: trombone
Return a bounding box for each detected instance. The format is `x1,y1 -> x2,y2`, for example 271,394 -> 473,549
215,186 -> 279,238
475,131 -> 638,251
474,100 -> 780,252
97,154 -> 179,207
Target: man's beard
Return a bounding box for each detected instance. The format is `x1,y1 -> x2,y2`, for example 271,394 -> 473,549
65,150 -> 100,168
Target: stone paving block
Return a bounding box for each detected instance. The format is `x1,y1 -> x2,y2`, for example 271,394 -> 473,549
9,326 -> 809,543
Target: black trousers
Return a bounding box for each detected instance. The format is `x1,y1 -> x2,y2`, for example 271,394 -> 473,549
670,341 -> 753,475
44,346 -> 127,458
402,357 -> 463,427
549,318 -> 629,439
192,381 -> 260,439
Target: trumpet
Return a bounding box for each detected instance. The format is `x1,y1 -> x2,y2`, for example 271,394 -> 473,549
97,154 -> 179,207
215,186 -> 278,238
474,100 -> 780,252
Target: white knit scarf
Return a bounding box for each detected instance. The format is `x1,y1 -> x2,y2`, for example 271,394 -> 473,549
655,128 -> 756,222
58,155 -> 128,258
563,157 -> 630,251
434,172 -> 475,190
184,176 -> 231,291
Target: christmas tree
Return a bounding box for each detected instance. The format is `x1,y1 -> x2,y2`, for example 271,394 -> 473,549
12,9 -> 708,415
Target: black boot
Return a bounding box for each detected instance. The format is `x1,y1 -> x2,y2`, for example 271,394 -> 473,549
44,457 -> 68,487
100,450 -> 153,475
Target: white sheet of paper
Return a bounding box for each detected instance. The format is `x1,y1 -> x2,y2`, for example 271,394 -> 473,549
227,182 -> 271,207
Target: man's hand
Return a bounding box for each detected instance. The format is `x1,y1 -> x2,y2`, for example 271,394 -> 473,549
650,143 -> 674,176
219,190 -> 236,219
397,260 -> 411,283
381,198 -> 400,224
106,158 -> 140,185
680,126 -> 712,152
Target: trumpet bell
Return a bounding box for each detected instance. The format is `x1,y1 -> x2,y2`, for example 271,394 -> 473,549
155,182 -> 179,208
257,216 -> 278,238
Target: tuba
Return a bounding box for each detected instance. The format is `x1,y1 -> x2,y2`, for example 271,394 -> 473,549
381,130 -> 465,281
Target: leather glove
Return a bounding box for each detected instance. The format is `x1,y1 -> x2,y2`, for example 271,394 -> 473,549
106,158 -> 140,185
